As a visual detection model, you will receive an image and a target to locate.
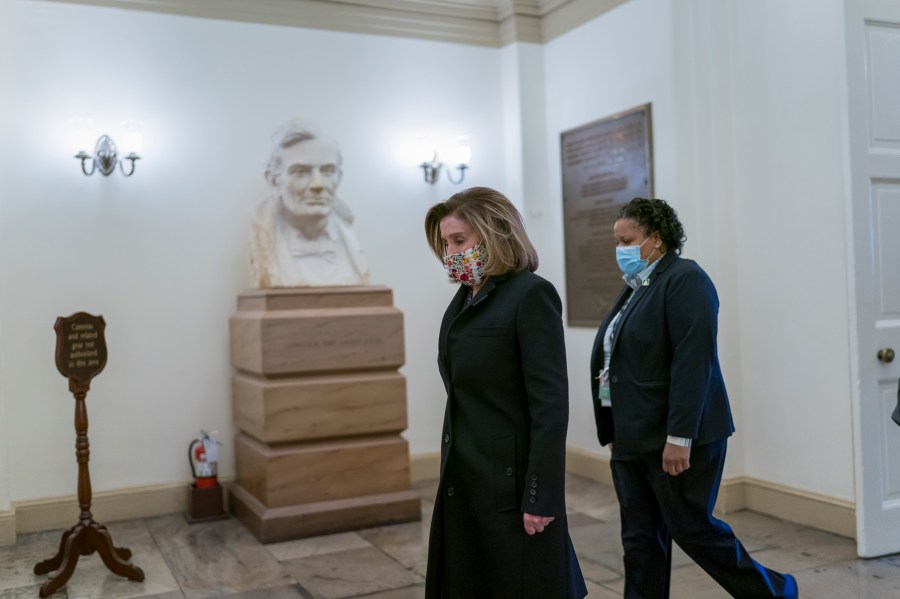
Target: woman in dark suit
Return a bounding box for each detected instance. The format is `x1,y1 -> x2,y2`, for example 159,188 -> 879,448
591,198 -> 798,598
423,187 -> 586,599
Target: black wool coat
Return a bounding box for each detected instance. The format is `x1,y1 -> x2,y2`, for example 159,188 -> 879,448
425,270 -> 586,599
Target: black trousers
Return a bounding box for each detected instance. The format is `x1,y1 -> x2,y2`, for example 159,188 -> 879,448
610,439 -> 798,599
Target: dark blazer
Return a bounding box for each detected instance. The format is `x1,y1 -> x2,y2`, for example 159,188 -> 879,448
590,253 -> 735,455
425,270 -> 586,599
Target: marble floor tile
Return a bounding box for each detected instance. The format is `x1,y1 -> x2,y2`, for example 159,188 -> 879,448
742,531 -> 858,574
411,479 -> 439,502
668,564 -> 732,598
0,529 -> 70,593
881,551 -> 900,569
283,547 -> 422,599
582,579 -> 623,598
418,500 -> 435,524
63,519 -> 181,599
726,510 -> 853,557
794,558 -> 900,598
217,585 -> 309,599
670,541 -> 700,570
340,585 -> 424,599
87,593 -> 184,599
576,556 -> 623,586
565,476 -> 621,523
7,476 -> 900,599
265,532 -> 372,562
357,519 -> 429,578
145,514 -> 293,599
567,511 -> 606,529
569,522 -> 626,576
0,584 -> 65,599
601,577 -> 625,595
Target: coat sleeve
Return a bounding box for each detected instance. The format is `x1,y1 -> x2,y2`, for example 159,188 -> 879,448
665,265 -> 720,439
516,279 -> 569,516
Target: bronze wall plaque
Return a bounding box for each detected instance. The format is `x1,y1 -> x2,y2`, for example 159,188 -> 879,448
54,312 -> 107,383
560,104 -> 654,327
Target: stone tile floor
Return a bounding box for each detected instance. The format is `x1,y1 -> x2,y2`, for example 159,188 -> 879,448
2,475 -> 898,598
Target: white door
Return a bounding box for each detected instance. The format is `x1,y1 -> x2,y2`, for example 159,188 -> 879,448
845,0 -> 900,558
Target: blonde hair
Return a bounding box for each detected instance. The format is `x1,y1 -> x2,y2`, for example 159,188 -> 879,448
424,187 -> 539,275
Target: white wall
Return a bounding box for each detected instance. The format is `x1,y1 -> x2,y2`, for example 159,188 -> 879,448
543,0 -> 854,501
0,0 -> 857,510
0,0 -> 15,512
726,0 -> 853,499
0,0 -> 508,503
541,0 -> 688,461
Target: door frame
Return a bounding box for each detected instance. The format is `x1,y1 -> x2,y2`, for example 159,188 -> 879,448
843,0 -> 900,558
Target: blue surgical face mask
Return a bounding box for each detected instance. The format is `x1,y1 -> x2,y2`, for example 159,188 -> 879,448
616,236 -> 652,276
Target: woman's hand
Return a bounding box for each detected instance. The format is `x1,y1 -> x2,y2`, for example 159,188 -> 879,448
662,442 -> 691,476
523,513 -> 555,535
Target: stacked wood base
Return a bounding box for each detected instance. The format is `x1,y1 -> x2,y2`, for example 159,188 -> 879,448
228,286 -> 420,543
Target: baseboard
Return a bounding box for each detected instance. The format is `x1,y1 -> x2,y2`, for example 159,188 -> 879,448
410,451 -> 440,482
0,449 -> 855,547
3,477 -> 235,546
0,455 -> 442,546
723,476 -> 856,539
566,445 -> 614,485
0,509 -> 15,546
563,447 -> 856,539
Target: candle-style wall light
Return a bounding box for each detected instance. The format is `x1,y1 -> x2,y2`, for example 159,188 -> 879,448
416,135 -> 470,185
72,119 -> 143,177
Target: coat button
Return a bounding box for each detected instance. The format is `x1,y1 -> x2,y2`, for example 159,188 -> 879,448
529,489 -> 537,496
447,487 -> 455,496
531,474 -> 538,481
611,375 -> 618,383
505,467 -> 513,477
443,434 -> 450,444
531,481 -> 537,488
528,496 -> 536,504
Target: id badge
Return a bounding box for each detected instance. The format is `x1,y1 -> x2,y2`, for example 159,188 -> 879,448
599,384 -> 611,402
596,369 -> 611,407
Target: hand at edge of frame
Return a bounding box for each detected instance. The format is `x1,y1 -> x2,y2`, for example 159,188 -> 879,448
523,513 -> 556,535
662,442 -> 691,476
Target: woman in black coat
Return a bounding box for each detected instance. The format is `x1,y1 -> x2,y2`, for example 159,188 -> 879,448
423,187 -> 586,599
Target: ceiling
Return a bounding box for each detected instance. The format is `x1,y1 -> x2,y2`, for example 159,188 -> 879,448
36,0 -> 629,46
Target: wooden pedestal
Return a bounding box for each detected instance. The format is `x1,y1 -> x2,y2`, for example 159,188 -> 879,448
228,287 -> 420,543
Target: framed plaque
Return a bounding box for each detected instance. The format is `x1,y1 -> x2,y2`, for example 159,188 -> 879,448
560,103 -> 654,327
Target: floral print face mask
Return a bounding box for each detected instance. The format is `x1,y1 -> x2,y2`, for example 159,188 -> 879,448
443,243 -> 487,287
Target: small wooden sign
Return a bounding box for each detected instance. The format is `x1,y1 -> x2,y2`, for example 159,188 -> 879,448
35,312 -> 143,598
54,312 -> 107,384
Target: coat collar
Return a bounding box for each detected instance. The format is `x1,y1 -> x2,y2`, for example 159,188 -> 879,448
608,252 -> 678,356
469,271 -> 512,307
651,251 -> 677,276
448,271 -> 514,313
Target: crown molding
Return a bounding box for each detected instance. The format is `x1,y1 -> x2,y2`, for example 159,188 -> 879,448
31,0 -> 629,47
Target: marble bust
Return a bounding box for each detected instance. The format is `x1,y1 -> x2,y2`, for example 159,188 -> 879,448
250,119 -> 369,287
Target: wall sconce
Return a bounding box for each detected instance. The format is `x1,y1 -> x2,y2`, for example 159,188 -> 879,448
416,136 -> 470,185
72,120 -> 143,177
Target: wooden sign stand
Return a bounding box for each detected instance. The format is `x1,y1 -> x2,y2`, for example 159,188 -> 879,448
33,313 -> 144,598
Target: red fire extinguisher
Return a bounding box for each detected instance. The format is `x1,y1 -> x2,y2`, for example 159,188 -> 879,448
189,431 -> 219,489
